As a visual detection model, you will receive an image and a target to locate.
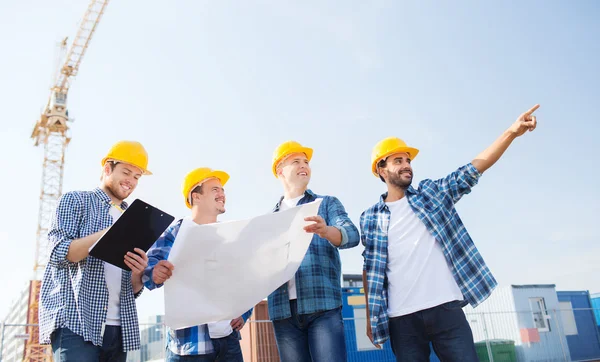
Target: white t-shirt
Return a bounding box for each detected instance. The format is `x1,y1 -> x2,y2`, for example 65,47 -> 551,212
105,205 -> 124,326
385,197 -> 463,318
279,195 -> 304,300
207,320 -> 233,339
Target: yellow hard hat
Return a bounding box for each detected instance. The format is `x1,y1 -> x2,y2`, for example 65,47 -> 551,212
272,140 -> 313,177
371,137 -> 419,177
101,140 -> 152,175
182,167 -> 229,208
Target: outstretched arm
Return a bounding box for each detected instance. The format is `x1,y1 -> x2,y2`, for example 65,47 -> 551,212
472,104 -> 539,174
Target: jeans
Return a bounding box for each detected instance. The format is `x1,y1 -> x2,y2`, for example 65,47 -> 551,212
212,331 -> 244,362
272,300 -> 347,362
166,348 -> 217,362
389,300 -> 479,362
51,326 -> 126,362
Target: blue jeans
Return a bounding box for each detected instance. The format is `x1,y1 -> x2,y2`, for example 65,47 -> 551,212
389,300 -> 478,362
272,300 -> 347,362
166,348 -> 217,362
51,326 -> 126,362
212,331 -> 244,362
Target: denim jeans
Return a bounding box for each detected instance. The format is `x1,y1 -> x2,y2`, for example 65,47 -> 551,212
272,300 -> 346,362
389,300 -> 478,362
212,331 -> 244,362
166,348 -> 217,362
51,326 -> 126,362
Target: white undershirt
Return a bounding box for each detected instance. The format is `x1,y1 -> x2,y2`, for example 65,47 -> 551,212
279,195 -> 304,300
385,197 -> 463,318
105,205 -> 123,326
207,320 -> 233,339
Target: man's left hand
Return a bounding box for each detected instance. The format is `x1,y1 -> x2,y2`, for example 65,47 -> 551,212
304,216 -> 329,238
125,248 -> 149,277
509,104 -> 539,137
231,316 -> 245,331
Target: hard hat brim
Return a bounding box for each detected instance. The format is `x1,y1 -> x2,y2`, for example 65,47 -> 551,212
272,146 -> 313,177
371,146 -> 419,177
102,157 -> 152,175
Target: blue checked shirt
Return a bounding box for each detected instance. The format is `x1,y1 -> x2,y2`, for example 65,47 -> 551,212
39,188 -> 143,351
143,220 -> 253,356
361,163 -> 498,345
268,189 -> 360,320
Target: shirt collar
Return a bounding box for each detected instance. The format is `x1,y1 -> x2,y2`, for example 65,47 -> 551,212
93,187 -> 129,210
274,189 -> 316,212
377,185 -> 416,211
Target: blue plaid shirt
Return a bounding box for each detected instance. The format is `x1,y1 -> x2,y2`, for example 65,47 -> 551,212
268,189 -> 360,320
39,187 -> 142,351
361,163 -> 498,345
143,220 -> 253,356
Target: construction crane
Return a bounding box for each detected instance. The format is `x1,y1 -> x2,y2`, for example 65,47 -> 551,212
25,1 -> 110,360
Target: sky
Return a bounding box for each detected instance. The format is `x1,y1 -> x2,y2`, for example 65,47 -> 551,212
0,0 -> 598,322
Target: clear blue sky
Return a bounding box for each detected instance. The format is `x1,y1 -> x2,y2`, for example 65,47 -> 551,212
1,0 -> 598,321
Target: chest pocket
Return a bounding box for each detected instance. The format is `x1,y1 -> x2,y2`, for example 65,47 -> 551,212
421,193 -> 443,213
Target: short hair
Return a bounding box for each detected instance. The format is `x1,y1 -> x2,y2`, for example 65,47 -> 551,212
377,158 -> 387,183
190,184 -> 204,206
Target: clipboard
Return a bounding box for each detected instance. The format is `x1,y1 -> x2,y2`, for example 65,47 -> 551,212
89,199 -> 175,271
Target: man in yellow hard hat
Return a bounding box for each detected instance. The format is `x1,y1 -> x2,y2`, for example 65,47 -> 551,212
267,140 -> 360,362
143,168 -> 252,362
361,105 -> 540,361
39,140 -> 152,361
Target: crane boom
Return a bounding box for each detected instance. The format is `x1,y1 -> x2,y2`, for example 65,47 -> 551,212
55,0 -> 110,93
24,1 -> 110,361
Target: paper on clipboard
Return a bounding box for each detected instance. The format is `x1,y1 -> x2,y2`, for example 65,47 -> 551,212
89,199 -> 175,270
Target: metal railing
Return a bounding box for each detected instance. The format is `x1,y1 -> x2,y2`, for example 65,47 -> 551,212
2,309 -> 600,362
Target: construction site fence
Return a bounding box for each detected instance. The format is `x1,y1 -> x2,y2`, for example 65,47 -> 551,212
2,308 -> 600,362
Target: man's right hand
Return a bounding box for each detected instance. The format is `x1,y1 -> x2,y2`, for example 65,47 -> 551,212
152,260 -> 175,285
366,319 -> 381,349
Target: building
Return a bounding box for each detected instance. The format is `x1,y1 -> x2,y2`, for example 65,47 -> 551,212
341,286 -> 397,362
126,315 -> 166,362
463,284 -> 572,362
557,291 -> 600,362
592,293 -> 600,333
1,283 -> 31,362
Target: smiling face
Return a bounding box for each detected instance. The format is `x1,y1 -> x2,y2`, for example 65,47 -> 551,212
377,152 -> 414,190
190,177 -> 226,215
102,162 -> 142,201
276,152 -> 311,189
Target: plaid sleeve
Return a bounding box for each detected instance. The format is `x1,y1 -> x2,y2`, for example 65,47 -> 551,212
326,196 -> 360,249
360,211 -> 368,271
142,221 -> 181,290
431,163 -> 481,204
47,192 -> 84,268
242,307 -> 253,322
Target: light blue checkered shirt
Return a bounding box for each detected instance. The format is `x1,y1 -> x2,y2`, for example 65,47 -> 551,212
39,187 -> 143,351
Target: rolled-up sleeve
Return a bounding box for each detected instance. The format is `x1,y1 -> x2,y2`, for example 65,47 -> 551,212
433,163 -> 481,204
143,222 -> 180,290
326,196 -> 360,249
47,192 -> 83,268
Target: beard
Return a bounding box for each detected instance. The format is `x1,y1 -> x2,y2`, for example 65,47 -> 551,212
386,169 -> 413,189
105,179 -> 133,201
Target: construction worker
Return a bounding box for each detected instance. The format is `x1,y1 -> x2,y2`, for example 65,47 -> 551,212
143,168 -> 252,362
38,140 -> 152,362
268,141 -> 360,362
361,105 -> 540,361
